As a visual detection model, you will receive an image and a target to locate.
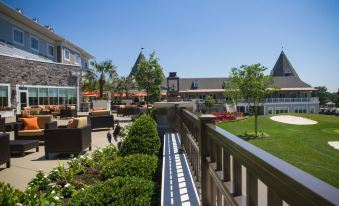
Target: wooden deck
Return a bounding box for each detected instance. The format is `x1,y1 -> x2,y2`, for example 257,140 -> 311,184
161,133 -> 200,206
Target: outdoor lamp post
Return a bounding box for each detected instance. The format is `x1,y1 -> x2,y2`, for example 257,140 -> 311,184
71,71 -> 81,112
167,72 -> 180,102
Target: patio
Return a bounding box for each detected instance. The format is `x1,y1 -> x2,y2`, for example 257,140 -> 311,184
0,113 -> 131,191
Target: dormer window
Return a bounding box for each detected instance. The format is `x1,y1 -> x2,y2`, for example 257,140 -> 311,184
284,69 -> 292,76
193,81 -> 199,88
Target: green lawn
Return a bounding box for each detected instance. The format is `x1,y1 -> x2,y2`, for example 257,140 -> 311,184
218,114 -> 339,188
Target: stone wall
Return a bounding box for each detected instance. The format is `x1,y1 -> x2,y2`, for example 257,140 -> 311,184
0,55 -> 82,105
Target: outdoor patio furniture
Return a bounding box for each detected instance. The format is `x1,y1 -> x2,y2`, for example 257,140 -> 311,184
89,110 -> 114,130
10,140 -> 39,156
5,122 -> 15,132
44,117 -> 92,159
0,133 -> 10,168
0,117 -> 5,133
117,105 -> 140,117
14,115 -> 57,141
60,109 -> 77,118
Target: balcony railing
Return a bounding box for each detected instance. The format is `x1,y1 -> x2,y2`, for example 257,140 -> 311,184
265,97 -> 319,103
174,107 -> 339,205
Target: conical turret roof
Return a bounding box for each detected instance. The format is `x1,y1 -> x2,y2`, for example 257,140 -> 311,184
129,51 -> 145,77
270,51 -> 299,78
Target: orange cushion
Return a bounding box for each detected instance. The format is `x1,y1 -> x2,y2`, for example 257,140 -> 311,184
22,117 -> 40,130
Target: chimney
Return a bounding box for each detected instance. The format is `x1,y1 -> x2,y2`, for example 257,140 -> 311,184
32,18 -> 39,24
16,8 -> 23,14
45,25 -> 54,32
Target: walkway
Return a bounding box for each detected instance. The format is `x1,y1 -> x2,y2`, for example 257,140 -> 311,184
162,133 -> 200,206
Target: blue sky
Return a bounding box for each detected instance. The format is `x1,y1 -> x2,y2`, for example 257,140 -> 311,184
4,0 -> 339,92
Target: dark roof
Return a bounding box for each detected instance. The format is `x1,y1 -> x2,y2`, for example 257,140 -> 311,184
272,76 -> 311,88
270,51 -> 299,78
178,78 -> 228,90
129,52 -> 145,77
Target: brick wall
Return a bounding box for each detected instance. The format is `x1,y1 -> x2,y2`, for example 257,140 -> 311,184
0,55 -> 82,105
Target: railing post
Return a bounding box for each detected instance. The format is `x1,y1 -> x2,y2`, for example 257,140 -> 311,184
199,114 -> 216,205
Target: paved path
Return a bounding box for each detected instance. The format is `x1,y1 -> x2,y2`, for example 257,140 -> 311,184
0,114 -> 131,191
162,133 -> 200,206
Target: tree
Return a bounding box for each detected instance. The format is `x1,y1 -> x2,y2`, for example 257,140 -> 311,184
82,67 -> 98,93
224,78 -> 242,112
135,52 -> 164,111
312,86 -> 335,105
229,64 -> 273,136
204,96 -> 215,113
120,76 -> 135,99
90,60 -> 117,99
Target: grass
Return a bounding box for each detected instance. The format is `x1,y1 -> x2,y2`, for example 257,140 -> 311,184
217,114 -> 339,188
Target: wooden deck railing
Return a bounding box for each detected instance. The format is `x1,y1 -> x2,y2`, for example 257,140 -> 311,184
174,106 -> 339,206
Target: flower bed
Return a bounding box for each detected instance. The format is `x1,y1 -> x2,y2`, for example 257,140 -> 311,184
0,115 -> 161,206
210,112 -> 244,122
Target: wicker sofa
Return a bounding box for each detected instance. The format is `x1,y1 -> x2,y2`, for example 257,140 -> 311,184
0,133 -> 10,168
44,117 -> 92,159
89,110 -> 114,130
14,115 -> 57,141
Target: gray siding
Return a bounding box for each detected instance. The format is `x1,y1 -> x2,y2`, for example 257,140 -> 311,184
0,16 -> 57,62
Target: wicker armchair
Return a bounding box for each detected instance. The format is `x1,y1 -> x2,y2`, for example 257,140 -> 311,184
60,109 -> 77,118
0,133 -> 10,168
44,117 -> 92,159
89,110 -> 114,130
0,117 -> 5,133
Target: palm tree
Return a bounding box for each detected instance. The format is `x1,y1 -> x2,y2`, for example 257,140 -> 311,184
120,76 -> 135,99
82,67 -> 97,93
91,60 -> 117,99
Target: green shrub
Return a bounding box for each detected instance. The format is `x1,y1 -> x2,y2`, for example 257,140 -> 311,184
22,187 -> 63,206
119,115 -> 160,156
69,176 -> 154,206
68,154 -> 94,175
99,154 -> 158,181
0,181 -> 23,206
91,144 -> 118,165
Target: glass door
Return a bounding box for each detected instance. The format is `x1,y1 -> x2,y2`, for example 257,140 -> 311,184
19,91 -> 28,110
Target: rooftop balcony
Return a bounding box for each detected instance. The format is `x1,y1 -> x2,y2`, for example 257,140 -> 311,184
156,102 -> 339,206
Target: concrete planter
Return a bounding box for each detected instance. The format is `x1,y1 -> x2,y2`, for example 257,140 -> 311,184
92,100 -> 110,110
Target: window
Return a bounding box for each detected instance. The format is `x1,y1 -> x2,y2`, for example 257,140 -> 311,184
294,107 -> 307,114
13,27 -> 24,46
38,88 -> 48,105
30,36 -> 39,52
49,88 -> 58,105
0,85 -> 9,107
67,89 -> 77,105
275,107 -> 288,114
47,44 -> 54,57
28,88 -> 38,106
64,48 -> 70,61
75,54 -> 80,65
59,88 -> 67,105
193,81 -> 199,88
268,107 -> 273,114
310,106 -> 315,114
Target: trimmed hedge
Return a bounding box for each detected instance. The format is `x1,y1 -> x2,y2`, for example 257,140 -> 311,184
99,154 -> 158,181
69,176 -> 154,206
119,115 -> 160,156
